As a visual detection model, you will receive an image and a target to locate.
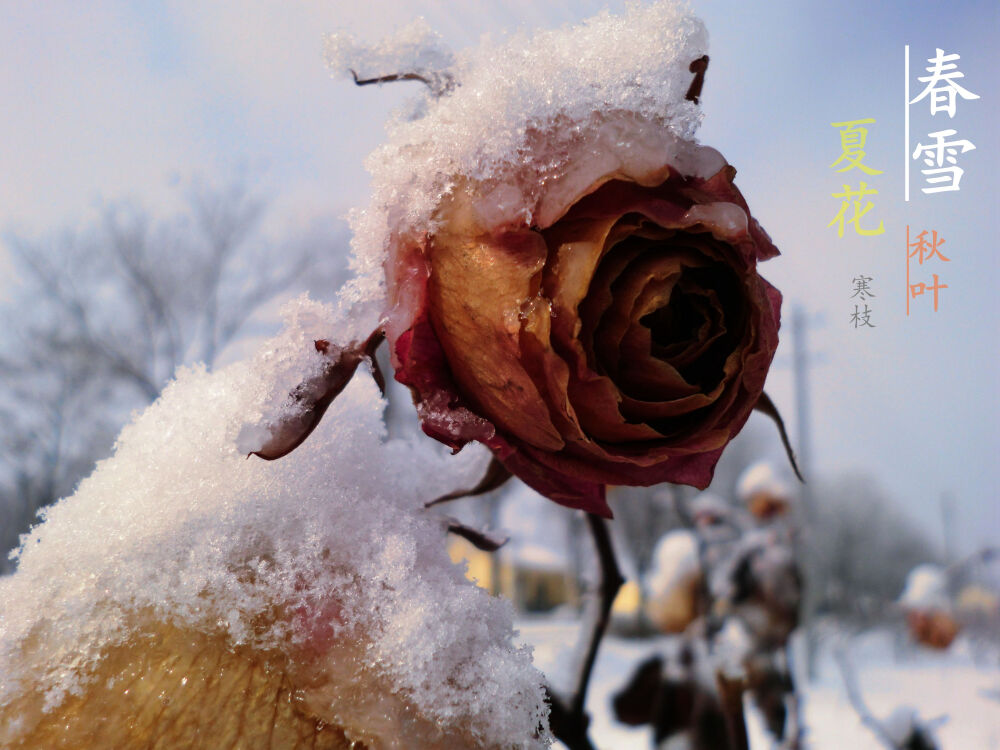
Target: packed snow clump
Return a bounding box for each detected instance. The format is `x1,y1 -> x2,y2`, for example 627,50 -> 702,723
0,296 -> 549,749
647,530 -> 700,599
644,529 -> 702,633
736,461 -> 790,503
326,0 -> 710,307
713,618 -> 754,679
325,18 -> 455,96
899,564 -> 950,611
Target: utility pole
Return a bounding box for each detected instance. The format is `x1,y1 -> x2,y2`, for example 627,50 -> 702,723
791,304 -> 821,681
940,492 -> 956,565
791,305 -> 813,495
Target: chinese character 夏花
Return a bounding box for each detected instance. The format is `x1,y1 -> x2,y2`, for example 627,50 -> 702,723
829,119 -> 884,237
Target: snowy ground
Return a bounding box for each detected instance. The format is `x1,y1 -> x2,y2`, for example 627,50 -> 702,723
516,618 -> 1000,749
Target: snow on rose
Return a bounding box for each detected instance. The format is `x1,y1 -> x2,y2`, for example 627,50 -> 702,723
260,2 -> 794,518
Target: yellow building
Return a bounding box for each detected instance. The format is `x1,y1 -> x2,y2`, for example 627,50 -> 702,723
448,536 -> 580,612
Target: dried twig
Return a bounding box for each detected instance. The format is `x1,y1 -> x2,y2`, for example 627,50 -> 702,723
350,68 -> 455,97
686,55 -> 710,104
351,69 -> 432,87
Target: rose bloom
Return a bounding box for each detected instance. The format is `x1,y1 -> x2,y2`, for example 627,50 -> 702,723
385,124 -> 781,516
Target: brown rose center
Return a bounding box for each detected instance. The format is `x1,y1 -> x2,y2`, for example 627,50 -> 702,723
641,264 -> 744,390
578,222 -> 748,433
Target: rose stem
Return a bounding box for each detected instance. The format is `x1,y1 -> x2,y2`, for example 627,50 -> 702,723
548,512 -> 624,750
573,514 -> 625,713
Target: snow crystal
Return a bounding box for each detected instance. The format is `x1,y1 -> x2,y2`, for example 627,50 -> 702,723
326,1 -> 709,309
0,296 -> 549,749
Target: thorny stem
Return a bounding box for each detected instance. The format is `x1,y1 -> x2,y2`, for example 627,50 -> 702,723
573,515 -> 625,713
548,513 -> 624,750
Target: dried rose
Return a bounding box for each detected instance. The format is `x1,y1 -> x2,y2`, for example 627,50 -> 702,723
386,129 -> 782,517
259,8 -> 798,517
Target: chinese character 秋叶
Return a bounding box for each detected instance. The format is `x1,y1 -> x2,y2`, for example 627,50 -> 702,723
910,274 -> 948,312
910,48 -> 980,118
907,229 -> 950,265
830,119 -> 883,175
912,129 -> 977,193
828,182 -> 885,237
850,304 -> 875,328
851,275 -> 876,301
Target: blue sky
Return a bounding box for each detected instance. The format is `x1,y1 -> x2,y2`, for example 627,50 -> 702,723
1,0 -> 997,552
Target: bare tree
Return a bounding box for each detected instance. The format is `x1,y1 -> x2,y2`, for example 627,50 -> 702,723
0,181 -> 349,571
808,473 -> 938,622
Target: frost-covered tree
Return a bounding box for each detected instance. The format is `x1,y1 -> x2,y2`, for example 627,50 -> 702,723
0,181 -> 349,571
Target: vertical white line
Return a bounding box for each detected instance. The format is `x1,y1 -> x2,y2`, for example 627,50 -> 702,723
904,45 -> 910,202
